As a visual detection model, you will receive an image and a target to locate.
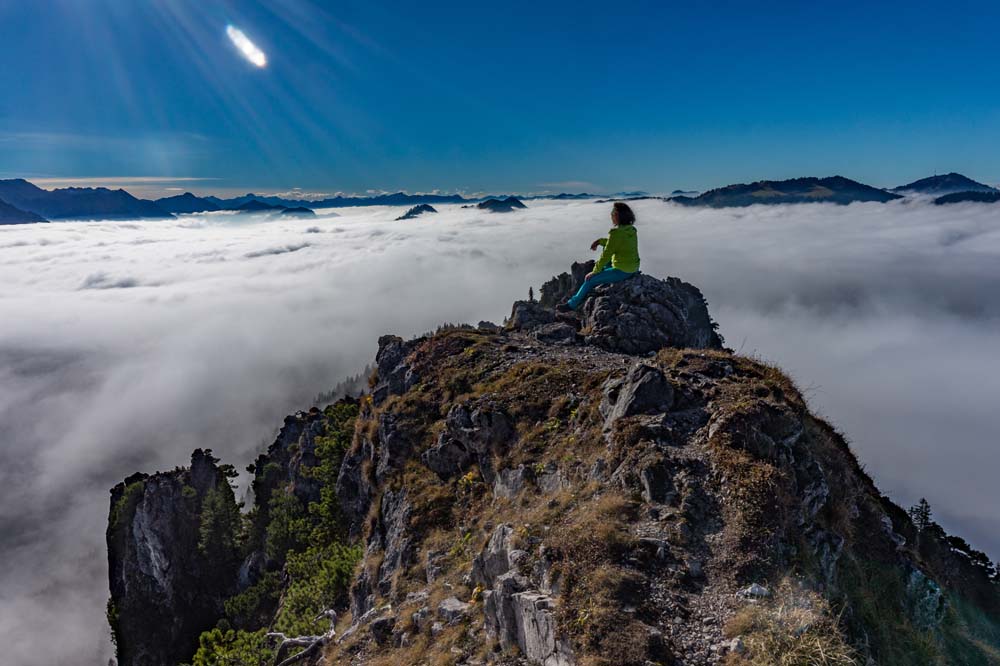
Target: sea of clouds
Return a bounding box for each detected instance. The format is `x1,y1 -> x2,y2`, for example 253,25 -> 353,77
1,198 -> 999,664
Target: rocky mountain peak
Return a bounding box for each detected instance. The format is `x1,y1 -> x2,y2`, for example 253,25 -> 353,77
509,261 -> 723,355
106,268 -> 1000,666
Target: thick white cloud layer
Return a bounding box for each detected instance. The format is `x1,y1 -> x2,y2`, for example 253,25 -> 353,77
1,199 -> 999,663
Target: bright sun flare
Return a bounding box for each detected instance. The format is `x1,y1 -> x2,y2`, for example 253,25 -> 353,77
226,25 -> 267,67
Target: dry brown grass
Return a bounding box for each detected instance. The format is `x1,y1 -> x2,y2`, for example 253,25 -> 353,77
543,492 -> 656,664
724,579 -> 856,666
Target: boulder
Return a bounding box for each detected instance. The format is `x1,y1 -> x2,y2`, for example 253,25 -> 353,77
446,402 -> 514,455
508,300 -> 556,331
483,575 -> 573,666
412,606 -> 431,632
370,616 -> 396,645
539,261 -> 594,307
482,571 -> 529,648
422,434 -> 474,479
581,273 -> 723,354
422,402 -> 514,480
510,592 -> 574,666
640,461 -> 677,504
494,465 -> 535,499
600,362 -> 674,427
534,322 -> 577,345
527,265 -> 724,354
472,524 -> 516,587
372,335 -> 419,405
437,596 -> 471,624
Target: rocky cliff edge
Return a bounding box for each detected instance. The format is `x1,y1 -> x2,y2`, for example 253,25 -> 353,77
108,266 -> 1000,666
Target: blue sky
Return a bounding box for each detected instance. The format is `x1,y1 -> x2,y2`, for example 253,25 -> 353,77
2,0 -> 999,197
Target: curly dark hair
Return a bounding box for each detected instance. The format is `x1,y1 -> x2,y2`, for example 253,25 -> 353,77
612,202 -> 636,226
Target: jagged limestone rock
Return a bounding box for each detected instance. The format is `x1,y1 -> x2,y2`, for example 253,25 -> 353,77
581,273 -> 723,354
509,592 -> 574,666
600,362 -> 675,427
336,434 -> 376,538
437,596 -> 471,624
508,300 -> 556,331
108,269 -> 1000,666
374,489 -> 413,597
474,524 -> 575,666
534,321 -> 577,345
375,413 -> 412,482
472,524 -> 516,587
107,451 -> 239,666
372,335 -> 419,405
513,262 -> 723,356
370,615 -> 396,645
493,465 -> 535,499
421,401 -> 514,481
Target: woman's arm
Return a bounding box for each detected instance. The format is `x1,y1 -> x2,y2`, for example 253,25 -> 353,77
591,230 -> 617,275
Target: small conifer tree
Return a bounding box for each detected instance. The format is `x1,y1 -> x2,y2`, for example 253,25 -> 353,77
908,498 -> 933,532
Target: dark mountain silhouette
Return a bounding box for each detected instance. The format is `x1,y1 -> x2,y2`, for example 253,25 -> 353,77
933,191 -> 1000,205
596,195 -> 666,203
206,192 -> 470,210
671,176 -> 902,207
893,173 -> 997,195
0,198 -> 48,224
396,204 -> 438,220
474,196 -> 527,212
0,179 -> 172,219
279,206 -> 317,217
205,193 -> 287,209
671,189 -> 699,196
154,193 -> 221,214
196,191 -> 627,211
538,193 -> 597,200
234,199 -> 285,212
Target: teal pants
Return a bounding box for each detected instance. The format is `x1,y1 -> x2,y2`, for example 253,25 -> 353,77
567,266 -> 634,309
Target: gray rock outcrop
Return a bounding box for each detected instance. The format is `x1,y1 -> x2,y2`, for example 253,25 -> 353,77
510,261 -> 723,355
475,525 -> 574,666
107,450 -> 240,666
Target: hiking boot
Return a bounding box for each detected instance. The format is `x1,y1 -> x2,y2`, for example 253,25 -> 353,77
555,302 -> 574,313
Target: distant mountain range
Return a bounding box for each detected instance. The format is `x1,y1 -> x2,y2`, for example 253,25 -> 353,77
155,192 -> 221,214
0,198 -> 48,224
0,179 -> 172,220
199,191 -> 473,210
671,176 -> 902,207
933,191 -> 1000,205
3,173 -> 998,224
892,172 -> 997,195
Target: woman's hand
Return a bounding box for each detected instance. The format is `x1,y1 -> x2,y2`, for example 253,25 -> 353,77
584,271 -> 596,280
590,239 -> 603,251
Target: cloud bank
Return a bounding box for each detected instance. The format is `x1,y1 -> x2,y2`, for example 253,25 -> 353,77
0,199 -> 998,664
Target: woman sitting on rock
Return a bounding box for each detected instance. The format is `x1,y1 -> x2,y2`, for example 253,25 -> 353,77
558,202 -> 640,311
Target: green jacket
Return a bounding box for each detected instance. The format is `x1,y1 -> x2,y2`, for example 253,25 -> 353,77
594,224 -> 640,273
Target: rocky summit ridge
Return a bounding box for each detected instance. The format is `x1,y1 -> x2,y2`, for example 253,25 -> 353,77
107,266 -> 1000,666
